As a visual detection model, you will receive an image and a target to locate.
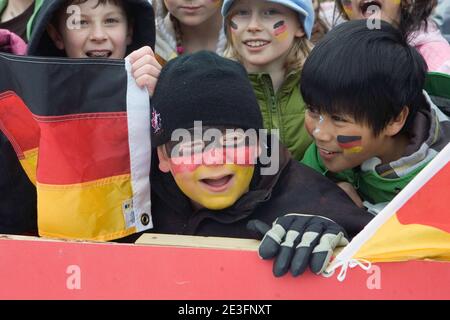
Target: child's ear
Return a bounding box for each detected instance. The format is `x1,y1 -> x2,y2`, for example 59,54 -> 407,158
47,24 -> 65,50
157,146 -> 171,173
294,27 -> 305,38
386,106 -> 410,136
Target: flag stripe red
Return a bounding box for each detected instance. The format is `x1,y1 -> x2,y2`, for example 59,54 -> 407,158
37,113 -> 130,184
397,162 -> 450,233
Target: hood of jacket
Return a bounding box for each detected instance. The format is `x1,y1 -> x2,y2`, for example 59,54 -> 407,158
27,0 -> 155,57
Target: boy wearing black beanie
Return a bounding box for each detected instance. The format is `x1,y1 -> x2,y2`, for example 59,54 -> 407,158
143,51 -> 373,277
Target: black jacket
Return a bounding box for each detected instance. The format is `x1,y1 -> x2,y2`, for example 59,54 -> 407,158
27,0 -> 155,56
139,143 -> 373,240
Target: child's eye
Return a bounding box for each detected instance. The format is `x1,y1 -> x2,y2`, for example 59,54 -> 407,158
178,140 -> 205,154
307,107 -> 319,117
331,115 -> 347,122
263,9 -> 280,16
105,18 -> 120,24
234,9 -> 250,17
78,19 -> 88,26
220,132 -> 246,148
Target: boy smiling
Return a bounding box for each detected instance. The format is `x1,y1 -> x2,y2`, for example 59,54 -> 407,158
301,20 -> 450,212
134,50 -> 374,277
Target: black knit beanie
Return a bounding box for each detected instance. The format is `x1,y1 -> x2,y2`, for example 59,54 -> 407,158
151,51 -> 263,147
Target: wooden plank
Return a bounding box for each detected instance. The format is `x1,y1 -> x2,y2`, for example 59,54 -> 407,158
136,233 -> 259,251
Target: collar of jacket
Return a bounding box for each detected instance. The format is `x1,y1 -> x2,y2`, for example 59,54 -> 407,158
151,138 -> 292,231
248,71 -> 301,96
369,90 -> 450,178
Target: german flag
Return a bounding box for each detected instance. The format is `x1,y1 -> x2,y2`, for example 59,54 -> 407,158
337,135 -> 363,154
0,53 -> 152,241
327,141 -> 450,275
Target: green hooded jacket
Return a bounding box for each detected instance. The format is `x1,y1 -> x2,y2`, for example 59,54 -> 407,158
249,71 -> 312,161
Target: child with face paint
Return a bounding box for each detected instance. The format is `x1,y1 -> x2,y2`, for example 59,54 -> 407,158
221,0 -> 315,161
153,0 -> 226,65
131,51 -> 373,277
336,0 -> 450,74
301,20 -> 450,214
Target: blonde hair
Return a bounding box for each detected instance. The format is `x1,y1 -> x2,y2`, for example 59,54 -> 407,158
223,13 -> 313,74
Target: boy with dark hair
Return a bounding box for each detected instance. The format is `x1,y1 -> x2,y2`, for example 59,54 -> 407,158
27,0 -> 160,93
136,50 -> 374,277
301,19 -> 450,213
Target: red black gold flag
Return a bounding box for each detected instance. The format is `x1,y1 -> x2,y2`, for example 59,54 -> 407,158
0,53 -> 152,241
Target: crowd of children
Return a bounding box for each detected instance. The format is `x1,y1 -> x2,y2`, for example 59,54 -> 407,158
1,0 -> 450,276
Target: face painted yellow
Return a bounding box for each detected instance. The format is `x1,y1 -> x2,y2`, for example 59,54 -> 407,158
173,163 -> 254,210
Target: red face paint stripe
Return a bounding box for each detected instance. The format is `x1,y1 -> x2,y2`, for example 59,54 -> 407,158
273,21 -> 287,36
337,135 -> 362,149
169,146 -> 258,175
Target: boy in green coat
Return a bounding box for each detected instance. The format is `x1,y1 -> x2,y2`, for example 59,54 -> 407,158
301,20 -> 450,214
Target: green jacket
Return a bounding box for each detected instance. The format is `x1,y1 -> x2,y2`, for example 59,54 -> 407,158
0,0 -> 43,41
249,72 -> 312,161
302,90 -> 450,209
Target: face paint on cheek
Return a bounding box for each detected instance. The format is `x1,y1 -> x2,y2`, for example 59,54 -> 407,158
312,115 -> 324,137
341,0 -> 354,17
273,20 -> 288,41
210,0 -> 222,8
230,19 -> 239,32
175,164 -> 255,210
337,135 -> 363,154
169,156 -> 202,175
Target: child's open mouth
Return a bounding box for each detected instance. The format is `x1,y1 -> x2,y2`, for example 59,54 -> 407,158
86,50 -> 112,58
360,0 -> 382,17
200,174 -> 234,192
318,147 -> 340,160
243,40 -> 270,49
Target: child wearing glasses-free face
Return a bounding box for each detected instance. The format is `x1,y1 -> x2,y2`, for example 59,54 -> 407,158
221,0 -> 315,161
157,127 -> 259,210
301,20 -> 450,212
29,0 -> 161,95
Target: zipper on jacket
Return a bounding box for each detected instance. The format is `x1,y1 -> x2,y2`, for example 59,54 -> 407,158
263,76 -> 284,142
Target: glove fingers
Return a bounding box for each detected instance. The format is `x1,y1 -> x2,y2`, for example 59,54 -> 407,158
257,215 -> 299,260
290,223 -> 324,277
273,217 -> 310,277
310,230 -> 349,274
247,219 -> 271,239
273,246 -> 294,277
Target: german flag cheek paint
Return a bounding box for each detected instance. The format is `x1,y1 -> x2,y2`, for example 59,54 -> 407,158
341,0 -> 354,17
337,135 -> 363,154
273,20 -> 288,41
230,20 -> 239,31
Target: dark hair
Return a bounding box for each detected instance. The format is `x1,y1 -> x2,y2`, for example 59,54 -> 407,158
300,19 -> 428,136
335,0 -> 437,36
53,0 -> 132,28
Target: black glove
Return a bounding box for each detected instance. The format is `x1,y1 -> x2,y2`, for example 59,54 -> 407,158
247,213 -> 349,277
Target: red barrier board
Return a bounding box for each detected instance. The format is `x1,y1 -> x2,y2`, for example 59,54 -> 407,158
0,234 -> 449,300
